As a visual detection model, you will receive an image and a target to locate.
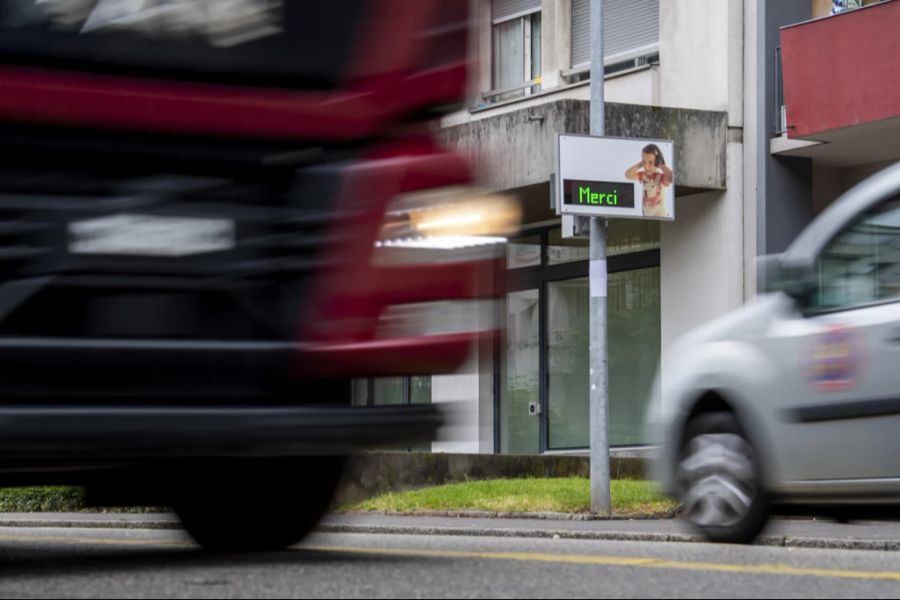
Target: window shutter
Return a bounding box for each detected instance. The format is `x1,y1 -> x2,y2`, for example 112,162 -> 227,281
571,0 -> 659,67
571,0 -> 590,67
493,0 -> 541,24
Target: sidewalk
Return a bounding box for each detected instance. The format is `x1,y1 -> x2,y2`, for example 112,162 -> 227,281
319,513 -> 900,551
1,512 -> 900,551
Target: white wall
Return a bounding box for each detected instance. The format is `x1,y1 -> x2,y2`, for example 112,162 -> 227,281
562,68 -> 661,106
661,140 -> 746,352
660,0 -> 747,354
660,0 -> 743,121
441,68 -> 659,128
742,0 -> 758,299
430,342 -> 495,454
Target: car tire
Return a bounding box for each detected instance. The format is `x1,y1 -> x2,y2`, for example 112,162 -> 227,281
173,456 -> 346,552
677,412 -> 768,544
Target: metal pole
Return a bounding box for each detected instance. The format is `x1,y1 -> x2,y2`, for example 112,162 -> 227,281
589,0 -> 611,516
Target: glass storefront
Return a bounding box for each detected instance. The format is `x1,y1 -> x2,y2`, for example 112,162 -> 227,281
410,376 -> 432,405
374,377 -> 406,405
501,224 -> 661,453
352,376 -> 433,452
547,278 -> 590,449
501,289 -> 541,454
352,377 -> 433,406
608,267 -> 661,445
508,235 -> 542,268
351,219 -> 661,455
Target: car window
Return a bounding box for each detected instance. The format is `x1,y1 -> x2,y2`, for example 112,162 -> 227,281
811,196 -> 900,312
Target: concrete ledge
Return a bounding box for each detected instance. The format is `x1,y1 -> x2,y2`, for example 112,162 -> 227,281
336,452 -> 645,505
436,100 -> 727,193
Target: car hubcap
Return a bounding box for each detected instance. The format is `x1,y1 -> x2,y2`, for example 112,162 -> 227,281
678,433 -> 758,528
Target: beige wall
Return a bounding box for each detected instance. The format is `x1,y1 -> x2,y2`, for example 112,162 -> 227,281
660,0 -> 744,126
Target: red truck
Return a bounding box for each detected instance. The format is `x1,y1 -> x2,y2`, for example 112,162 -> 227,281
0,0 -> 513,550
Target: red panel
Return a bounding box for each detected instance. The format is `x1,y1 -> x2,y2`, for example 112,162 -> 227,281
781,1 -> 900,139
0,64 -> 467,141
297,140 -> 502,348
295,332 -> 498,377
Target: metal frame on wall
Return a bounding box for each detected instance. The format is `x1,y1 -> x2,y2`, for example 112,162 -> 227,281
495,225 -> 660,454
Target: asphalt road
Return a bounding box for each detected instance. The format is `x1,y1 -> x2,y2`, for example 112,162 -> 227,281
0,527 -> 899,598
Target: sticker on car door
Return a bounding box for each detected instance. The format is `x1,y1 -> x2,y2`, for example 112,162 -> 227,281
805,325 -> 866,392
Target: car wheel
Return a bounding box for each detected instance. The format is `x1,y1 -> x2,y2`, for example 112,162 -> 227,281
173,456 -> 345,552
677,412 -> 768,544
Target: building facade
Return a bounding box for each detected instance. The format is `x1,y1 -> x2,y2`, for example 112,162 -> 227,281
353,0 -> 899,456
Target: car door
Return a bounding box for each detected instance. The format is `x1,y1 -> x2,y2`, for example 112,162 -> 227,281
766,194 -> 900,484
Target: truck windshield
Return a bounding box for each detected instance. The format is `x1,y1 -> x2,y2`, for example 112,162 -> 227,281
0,0 -> 364,88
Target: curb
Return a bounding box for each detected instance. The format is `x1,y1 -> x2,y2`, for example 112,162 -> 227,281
0,515 -> 897,552
317,523 -> 900,552
0,517 -> 181,530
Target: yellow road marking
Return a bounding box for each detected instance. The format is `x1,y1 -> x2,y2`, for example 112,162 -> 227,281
1,531 -> 897,583
302,545 -> 900,583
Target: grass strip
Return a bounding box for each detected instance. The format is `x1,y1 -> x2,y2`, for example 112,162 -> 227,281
342,478 -> 677,517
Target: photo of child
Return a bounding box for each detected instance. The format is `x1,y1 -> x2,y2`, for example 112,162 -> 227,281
625,144 -> 674,218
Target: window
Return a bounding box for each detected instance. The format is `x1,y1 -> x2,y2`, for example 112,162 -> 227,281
352,377 -> 433,406
568,0 -> 659,79
490,0 -> 541,101
508,234 -> 542,268
812,197 -> 900,312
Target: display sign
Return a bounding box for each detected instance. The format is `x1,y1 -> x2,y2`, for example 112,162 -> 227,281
556,135 -> 675,221
563,180 -> 635,209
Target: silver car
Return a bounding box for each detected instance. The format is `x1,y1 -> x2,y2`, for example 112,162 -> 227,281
650,162 -> 900,543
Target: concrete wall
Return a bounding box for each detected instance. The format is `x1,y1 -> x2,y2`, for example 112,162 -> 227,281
436,100 -> 727,193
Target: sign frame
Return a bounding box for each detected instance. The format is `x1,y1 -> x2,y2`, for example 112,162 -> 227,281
556,134 -> 676,222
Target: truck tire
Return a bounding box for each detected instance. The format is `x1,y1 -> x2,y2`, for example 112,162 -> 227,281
174,456 -> 345,552
677,412 -> 768,544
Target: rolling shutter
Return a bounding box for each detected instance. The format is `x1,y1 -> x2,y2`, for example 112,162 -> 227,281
571,0 -> 659,67
493,0 -> 541,24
